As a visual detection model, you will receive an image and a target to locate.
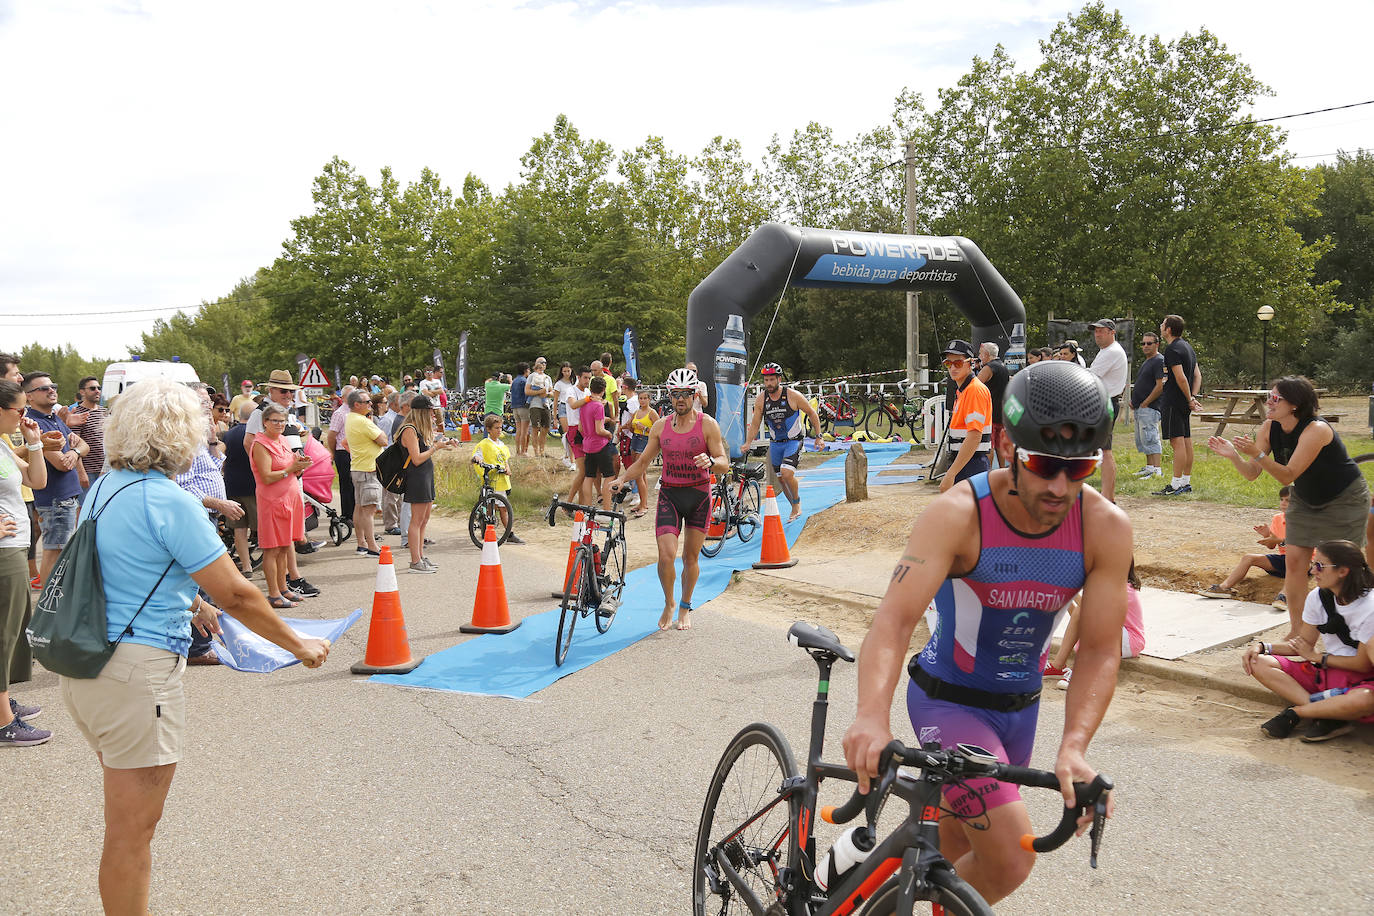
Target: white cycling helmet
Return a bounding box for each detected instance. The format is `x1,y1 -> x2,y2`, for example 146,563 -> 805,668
666,368 -> 698,389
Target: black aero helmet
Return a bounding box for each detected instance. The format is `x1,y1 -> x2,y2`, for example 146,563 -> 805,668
1001,361 -> 1112,457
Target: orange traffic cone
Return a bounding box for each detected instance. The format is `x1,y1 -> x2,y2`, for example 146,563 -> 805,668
351,546 -> 423,674
706,474 -> 726,538
552,511 -> 585,598
752,485 -> 798,570
461,524 -> 521,634
460,420 -> 472,442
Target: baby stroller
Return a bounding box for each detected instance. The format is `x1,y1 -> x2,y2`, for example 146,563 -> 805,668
301,432 -> 353,546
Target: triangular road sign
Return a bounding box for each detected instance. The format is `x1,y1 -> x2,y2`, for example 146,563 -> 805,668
299,358 -> 332,388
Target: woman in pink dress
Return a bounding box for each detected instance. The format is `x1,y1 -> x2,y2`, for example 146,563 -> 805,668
250,403 -> 311,608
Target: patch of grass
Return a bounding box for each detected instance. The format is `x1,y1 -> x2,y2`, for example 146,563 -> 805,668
432,436 -> 569,522
1105,430 -> 1374,508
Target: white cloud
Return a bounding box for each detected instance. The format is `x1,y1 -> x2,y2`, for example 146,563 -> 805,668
1,0 -> 1370,357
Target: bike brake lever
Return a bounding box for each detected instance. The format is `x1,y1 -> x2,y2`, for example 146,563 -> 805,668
1088,797 -> 1107,869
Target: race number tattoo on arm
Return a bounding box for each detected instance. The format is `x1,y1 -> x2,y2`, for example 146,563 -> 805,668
891,554 -> 926,583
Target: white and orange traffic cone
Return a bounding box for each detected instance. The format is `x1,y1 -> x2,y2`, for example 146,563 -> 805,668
552,511 -> 586,598
462,524 -> 521,634
351,546 -> 423,674
752,485 -> 798,570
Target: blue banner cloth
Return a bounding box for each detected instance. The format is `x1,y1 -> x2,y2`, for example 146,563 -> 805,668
212,609 -> 364,673
371,443 -> 911,698
622,326 -> 639,381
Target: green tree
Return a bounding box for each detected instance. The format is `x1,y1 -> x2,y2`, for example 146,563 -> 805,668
15,344 -> 111,404
134,274 -> 272,384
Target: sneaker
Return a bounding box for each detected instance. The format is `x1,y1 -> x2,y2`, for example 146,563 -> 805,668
421,557 -> 439,570
1042,662 -> 1069,678
1134,466 -> 1155,478
424,538 -> 435,546
562,459 -> 576,470
386,527 -> 403,536
0,716 -> 51,747
1056,668 -> 1072,690
29,576 -> 40,589
1260,707 -> 1300,739
1272,594 -> 1288,613
1174,484 -> 1192,494
1300,719 -> 1354,743
506,533 -> 525,545
287,577 -> 321,598
9,697 -> 41,721
408,561 -> 437,574
1196,585 -> 1235,599
1152,484 -> 1179,496
356,547 -> 380,558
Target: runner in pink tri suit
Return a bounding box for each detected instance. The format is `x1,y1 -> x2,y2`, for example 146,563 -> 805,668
843,360 -> 1133,907
613,368 -> 728,632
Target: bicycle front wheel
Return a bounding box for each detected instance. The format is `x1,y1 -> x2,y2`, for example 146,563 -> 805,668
859,867 -> 994,916
700,481 -> 731,558
596,534 -> 627,634
469,492 -> 514,549
865,396 -> 894,439
692,723 -> 799,916
555,548 -> 591,667
735,478 -> 762,542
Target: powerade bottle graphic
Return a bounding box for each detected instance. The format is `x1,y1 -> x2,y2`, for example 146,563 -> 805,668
715,314 -> 748,459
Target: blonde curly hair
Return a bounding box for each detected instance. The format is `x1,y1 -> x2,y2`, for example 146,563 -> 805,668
104,376 -> 206,476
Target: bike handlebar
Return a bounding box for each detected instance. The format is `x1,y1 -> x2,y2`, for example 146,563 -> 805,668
545,490 -> 630,527
820,740 -> 1112,861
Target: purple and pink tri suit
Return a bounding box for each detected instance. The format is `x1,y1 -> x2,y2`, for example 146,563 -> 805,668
907,471 -> 1085,816
655,412 -> 712,537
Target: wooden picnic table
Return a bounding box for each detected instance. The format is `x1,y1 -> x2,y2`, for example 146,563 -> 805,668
1202,388 -> 1330,438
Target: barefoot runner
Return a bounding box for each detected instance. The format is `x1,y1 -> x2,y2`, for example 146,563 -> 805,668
612,368 -> 728,631
746,362 -> 823,522
843,360 -> 1131,905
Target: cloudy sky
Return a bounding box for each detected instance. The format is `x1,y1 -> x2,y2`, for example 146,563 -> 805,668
2,0 -> 1371,360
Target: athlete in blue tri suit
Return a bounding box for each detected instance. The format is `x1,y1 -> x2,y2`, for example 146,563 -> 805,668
843,360 -> 1132,906
746,363 -> 823,522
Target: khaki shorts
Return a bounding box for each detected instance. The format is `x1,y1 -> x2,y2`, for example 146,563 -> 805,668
62,642 -> 186,769
351,469 -> 383,507
226,494 -> 258,530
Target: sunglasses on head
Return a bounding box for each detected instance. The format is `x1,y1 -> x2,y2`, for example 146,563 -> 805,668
1015,448 -> 1102,481
669,388 -> 696,399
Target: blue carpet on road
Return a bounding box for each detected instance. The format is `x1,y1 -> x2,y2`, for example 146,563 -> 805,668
370,442 -> 913,698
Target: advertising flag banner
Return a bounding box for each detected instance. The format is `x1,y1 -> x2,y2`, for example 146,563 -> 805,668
622,326 -> 640,380
457,331 -> 469,393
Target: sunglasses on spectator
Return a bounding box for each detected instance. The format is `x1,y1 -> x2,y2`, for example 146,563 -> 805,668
1310,560 -> 1333,573
1266,394 -> 1285,404
1015,448 -> 1102,481
942,358 -> 967,368
669,388 -> 696,399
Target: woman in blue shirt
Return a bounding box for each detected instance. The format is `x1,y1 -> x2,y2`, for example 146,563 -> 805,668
60,377 -> 331,916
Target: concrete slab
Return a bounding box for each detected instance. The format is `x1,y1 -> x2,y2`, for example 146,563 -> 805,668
1135,585 -> 1284,660
755,552 -> 896,600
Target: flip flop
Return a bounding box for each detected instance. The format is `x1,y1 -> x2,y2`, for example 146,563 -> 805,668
268,595 -> 298,609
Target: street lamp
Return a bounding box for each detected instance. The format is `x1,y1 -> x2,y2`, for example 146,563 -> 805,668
1257,305 -> 1275,386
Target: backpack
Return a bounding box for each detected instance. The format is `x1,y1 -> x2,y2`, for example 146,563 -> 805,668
1316,590 -> 1362,651
26,477 -> 174,678
376,425 -> 415,495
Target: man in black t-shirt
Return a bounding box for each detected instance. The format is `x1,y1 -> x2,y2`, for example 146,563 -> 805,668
977,341 -> 1009,468
1154,314 -> 1202,496
1129,332 -> 1166,479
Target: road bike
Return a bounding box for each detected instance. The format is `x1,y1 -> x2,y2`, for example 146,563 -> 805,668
693,621 -> 1112,916
815,384 -> 865,436
469,462 -> 514,548
701,458 -> 766,558
864,381 -> 927,441
545,488 -> 631,666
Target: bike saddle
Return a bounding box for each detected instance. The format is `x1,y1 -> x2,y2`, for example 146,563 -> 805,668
740,463 -> 766,480
787,621 -> 855,662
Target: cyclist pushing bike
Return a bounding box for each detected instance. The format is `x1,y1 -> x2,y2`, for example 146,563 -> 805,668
746,362 -> 823,523
612,367 -> 728,632
843,359 -> 1132,906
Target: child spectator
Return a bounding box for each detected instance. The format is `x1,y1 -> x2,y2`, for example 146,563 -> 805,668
1197,487 -> 1292,607
471,413 -> 520,544
1043,557 -> 1146,687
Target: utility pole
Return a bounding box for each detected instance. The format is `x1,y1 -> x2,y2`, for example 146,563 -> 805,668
904,140 -> 920,385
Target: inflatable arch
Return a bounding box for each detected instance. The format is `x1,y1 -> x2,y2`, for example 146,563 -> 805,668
685,222 -> 1027,453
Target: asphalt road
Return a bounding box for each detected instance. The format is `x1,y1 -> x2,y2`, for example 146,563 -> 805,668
7,513 -> 1374,914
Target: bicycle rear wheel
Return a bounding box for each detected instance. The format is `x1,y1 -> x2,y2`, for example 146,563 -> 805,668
555,548 -> 590,667
469,492 -> 514,549
736,478 -> 762,542
858,867 -> 993,915
596,534 -> 627,634
700,480 -> 732,558
692,723 -> 799,916
865,395 -> 895,439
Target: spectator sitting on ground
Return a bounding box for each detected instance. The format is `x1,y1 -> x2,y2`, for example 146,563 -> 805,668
1042,557 -> 1147,689
1198,487 -> 1292,606
1244,539 -> 1374,742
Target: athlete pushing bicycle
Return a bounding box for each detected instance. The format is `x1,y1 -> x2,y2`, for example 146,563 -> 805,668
612,367 -> 728,632
843,360 -> 1132,906
746,362 -> 824,522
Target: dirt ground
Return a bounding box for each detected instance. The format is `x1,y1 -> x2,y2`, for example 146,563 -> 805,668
472,431 -> 1374,792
